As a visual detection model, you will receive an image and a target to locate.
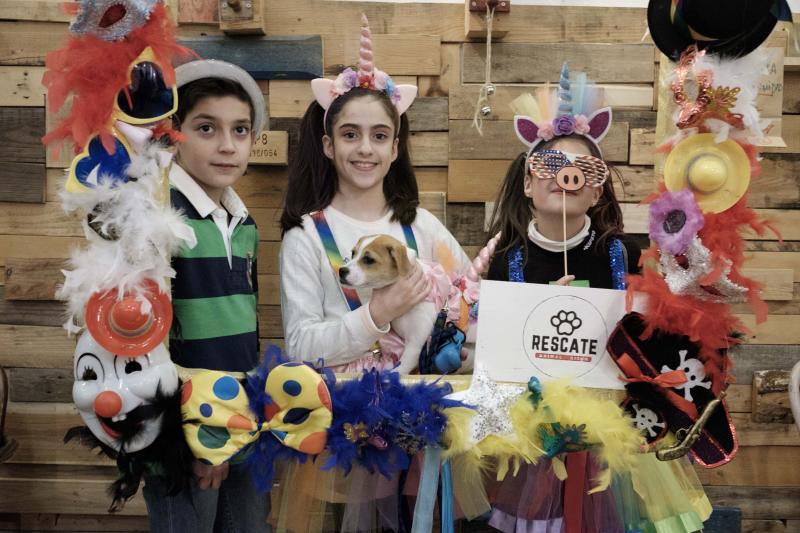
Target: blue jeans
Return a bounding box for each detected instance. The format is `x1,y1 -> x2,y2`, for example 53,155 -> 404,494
143,463 -> 270,533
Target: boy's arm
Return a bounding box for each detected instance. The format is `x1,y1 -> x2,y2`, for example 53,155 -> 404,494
280,229 -> 388,365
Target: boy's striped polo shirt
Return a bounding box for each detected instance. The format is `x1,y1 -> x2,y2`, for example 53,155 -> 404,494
169,165 -> 259,373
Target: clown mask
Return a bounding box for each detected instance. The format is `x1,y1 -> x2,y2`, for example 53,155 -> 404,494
72,331 -> 179,452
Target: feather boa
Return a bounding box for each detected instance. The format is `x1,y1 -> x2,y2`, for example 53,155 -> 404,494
243,346 -> 315,492
510,379 -> 643,494
323,370 -> 461,478
42,4 -> 193,157
627,185 -> 779,378
56,143 -> 195,332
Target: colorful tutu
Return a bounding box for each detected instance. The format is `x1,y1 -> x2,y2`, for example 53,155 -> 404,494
612,453 -> 711,533
480,451 -> 709,533
487,452 -> 624,533
271,457 -> 407,533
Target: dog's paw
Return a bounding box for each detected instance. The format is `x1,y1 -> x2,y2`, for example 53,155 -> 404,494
550,310 -> 582,336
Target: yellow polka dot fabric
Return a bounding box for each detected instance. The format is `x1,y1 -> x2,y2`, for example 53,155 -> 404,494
181,363 -> 332,465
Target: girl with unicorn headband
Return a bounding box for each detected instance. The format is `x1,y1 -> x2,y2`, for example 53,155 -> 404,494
279,15 -> 480,373
486,63 -> 641,289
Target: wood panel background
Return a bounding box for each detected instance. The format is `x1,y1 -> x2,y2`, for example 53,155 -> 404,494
0,0 -> 798,531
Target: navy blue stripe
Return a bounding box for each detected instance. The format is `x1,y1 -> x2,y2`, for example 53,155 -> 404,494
172,256 -> 255,299
171,189 -> 202,219
169,331 -> 260,372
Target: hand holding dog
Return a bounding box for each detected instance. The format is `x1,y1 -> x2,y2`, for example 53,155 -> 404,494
369,263 -> 431,329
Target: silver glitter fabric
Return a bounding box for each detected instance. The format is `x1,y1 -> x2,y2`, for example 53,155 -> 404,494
449,365 -> 525,444
661,235 -> 747,303
70,0 -> 159,41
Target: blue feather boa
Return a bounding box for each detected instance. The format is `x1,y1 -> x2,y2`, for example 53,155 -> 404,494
243,345 -> 315,492
323,369 -> 462,478
239,346 -> 463,489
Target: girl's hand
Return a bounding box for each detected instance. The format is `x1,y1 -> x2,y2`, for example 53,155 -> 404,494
193,459 -> 230,490
553,275 -> 575,286
369,264 -> 431,328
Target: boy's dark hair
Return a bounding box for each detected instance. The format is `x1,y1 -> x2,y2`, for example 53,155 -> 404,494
486,134 -> 625,260
174,77 -> 255,129
280,87 -> 419,235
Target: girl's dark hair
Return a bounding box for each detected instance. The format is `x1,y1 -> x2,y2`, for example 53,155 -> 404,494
174,77 -> 254,129
280,88 -> 419,235
486,134 -> 625,258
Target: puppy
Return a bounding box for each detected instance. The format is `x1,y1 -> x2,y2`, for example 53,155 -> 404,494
338,234 -> 438,374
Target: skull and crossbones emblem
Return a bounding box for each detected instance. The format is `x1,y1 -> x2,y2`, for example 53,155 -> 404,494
662,349 -> 712,402
631,403 -> 666,438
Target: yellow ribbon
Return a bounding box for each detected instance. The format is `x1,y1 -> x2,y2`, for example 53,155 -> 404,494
181,363 -> 332,465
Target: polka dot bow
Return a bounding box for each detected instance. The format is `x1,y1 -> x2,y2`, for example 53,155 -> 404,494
181,363 -> 333,466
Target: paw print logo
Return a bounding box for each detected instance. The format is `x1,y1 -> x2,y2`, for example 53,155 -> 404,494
550,310 -> 582,336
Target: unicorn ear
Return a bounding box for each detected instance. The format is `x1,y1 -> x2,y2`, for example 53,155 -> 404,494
514,115 -> 539,146
586,107 -> 612,142
394,85 -> 417,115
311,78 -> 336,110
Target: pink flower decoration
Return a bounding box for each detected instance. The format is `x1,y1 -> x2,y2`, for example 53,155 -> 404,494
537,123 -> 555,141
649,188 -> 705,255
373,70 -> 389,89
574,115 -> 590,135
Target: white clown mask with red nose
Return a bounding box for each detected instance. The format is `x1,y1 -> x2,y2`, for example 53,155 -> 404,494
72,331 -> 179,453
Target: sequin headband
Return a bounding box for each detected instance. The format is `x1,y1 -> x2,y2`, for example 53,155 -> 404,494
310,14 -> 417,131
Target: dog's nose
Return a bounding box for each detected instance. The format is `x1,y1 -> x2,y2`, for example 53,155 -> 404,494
339,267 -> 349,283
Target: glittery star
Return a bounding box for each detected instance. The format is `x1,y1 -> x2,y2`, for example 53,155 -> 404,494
448,365 -> 525,444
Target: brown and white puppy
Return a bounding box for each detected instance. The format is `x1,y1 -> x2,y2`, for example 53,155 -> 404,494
339,234 -> 438,374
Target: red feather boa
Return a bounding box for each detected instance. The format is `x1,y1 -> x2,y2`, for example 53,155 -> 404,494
627,186 -> 780,381
42,4 -> 194,156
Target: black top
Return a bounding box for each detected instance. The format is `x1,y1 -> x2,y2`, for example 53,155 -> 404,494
487,228 -> 641,289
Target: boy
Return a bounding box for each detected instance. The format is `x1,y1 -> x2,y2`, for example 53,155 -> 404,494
142,59 -> 269,533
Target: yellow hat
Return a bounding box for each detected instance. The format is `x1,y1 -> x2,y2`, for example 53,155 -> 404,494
664,134 -> 750,214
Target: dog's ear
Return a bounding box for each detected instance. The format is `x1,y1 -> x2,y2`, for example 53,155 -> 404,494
387,242 -> 413,277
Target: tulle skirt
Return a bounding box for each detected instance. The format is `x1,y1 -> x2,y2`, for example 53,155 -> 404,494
477,452 -> 710,533
270,451 -> 711,533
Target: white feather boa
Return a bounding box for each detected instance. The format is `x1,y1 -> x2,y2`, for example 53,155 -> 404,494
57,143 -> 196,333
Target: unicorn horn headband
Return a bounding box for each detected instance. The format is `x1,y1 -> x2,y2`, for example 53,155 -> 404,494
511,62 -> 613,157
310,14 -> 417,128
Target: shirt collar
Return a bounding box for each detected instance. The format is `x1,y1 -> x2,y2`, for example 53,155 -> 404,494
170,163 -> 248,220
527,215 -> 591,253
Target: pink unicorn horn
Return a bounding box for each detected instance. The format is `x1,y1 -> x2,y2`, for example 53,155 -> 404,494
467,232 -> 501,282
358,14 -> 374,76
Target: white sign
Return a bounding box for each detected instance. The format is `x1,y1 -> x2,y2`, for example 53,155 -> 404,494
474,280 -> 641,389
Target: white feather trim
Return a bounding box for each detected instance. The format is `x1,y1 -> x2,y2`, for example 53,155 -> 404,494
57,143 -> 196,331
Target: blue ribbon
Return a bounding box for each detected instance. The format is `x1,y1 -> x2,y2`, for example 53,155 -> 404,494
411,446 -> 442,533
440,459 -> 455,533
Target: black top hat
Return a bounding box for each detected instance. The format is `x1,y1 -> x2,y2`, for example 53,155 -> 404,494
648,0 -> 792,61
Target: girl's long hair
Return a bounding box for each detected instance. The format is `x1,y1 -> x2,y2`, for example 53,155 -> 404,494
280,88 -> 418,235
486,134 -> 625,258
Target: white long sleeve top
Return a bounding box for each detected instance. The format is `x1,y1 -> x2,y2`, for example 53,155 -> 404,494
280,205 -> 471,367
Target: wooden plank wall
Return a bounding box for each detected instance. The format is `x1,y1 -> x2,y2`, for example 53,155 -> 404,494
0,1 -> 799,531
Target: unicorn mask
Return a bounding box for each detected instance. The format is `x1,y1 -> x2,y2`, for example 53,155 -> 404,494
311,14 -> 417,125
512,63 -> 612,157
